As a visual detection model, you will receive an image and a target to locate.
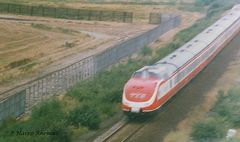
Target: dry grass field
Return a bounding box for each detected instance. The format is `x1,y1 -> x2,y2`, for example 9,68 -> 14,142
0,14 -> 156,91
0,1 -> 202,93
0,18 -> 94,86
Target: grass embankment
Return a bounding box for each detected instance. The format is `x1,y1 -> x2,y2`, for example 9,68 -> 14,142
0,0 -> 238,141
191,89 -> 240,142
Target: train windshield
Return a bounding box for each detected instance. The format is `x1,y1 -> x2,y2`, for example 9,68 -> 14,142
132,67 -> 169,80
133,70 -> 160,79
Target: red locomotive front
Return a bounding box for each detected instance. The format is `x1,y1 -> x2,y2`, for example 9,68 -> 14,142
122,67 -> 162,113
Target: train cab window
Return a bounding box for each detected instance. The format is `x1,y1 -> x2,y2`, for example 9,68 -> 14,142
132,71 -> 145,78
149,72 -> 161,78
133,70 -> 160,79
132,68 -> 169,80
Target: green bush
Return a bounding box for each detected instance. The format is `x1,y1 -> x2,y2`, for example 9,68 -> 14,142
0,121 -> 72,142
141,46 -> 152,56
31,100 -> 65,121
48,123 -> 72,142
0,116 -> 16,129
0,100 -> 72,142
67,84 -> 96,102
212,89 -> 240,126
68,104 -> 101,130
191,88 -> 240,142
191,118 -> 226,142
98,103 -> 118,119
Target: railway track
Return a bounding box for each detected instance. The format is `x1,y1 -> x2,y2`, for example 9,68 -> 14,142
118,122 -> 146,142
93,117 -> 128,142
94,114 -> 158,142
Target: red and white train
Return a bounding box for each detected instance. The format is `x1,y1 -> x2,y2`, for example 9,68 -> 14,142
122,5 -> 240,113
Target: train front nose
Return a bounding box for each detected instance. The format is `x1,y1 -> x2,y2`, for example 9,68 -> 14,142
122,79 -> 158,113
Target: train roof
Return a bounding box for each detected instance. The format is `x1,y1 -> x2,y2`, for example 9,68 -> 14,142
232,4 -> 240,11
138,5 -> 240,78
